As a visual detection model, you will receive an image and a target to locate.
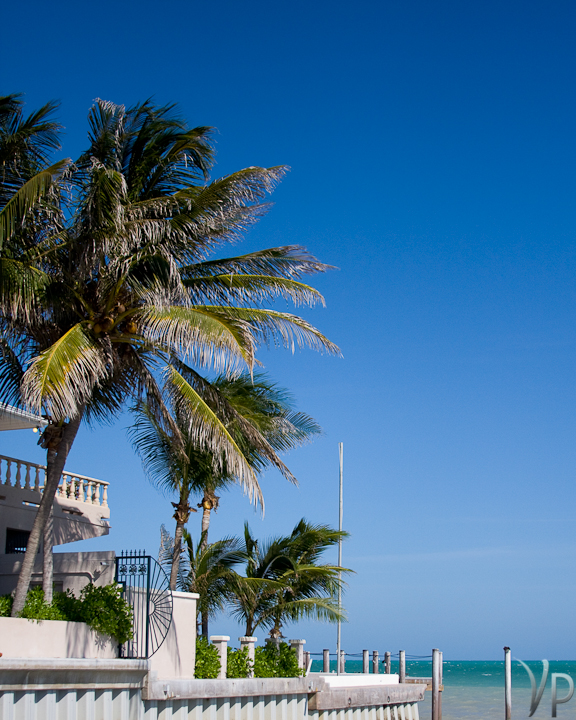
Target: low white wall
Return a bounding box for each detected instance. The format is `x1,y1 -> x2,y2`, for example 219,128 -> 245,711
148,591 -> 198,679
0,617 -> 117,659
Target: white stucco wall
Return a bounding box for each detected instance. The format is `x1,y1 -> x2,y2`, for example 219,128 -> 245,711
0,617 -> 118,659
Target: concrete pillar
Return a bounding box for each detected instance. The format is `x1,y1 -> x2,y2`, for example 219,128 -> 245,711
373,651 -> 380,674
363,649 -> 369,674
149,591 -> 199,679
289,639 -> 306,669
210,635 -> 230,679
323,649 -> 330,672
239,636 -> 257,678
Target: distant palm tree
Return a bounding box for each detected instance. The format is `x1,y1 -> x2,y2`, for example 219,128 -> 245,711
0,96 -> 338,616
231,520 -> 351,637
130,372 -> 321,597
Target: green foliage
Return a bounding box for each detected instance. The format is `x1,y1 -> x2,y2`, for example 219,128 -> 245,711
253,642 -> 304,678
195,636 -> 221,678
19,586 -> 67,620
77,584 -> 133,644
0,584 -> 132,643
0,594 -> 13,616
227,645 -> 251,678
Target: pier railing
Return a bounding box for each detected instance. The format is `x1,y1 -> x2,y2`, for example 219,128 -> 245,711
0,454 -> 109,507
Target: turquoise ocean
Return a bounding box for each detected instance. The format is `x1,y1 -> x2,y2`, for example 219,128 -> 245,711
309,659 -> 576,719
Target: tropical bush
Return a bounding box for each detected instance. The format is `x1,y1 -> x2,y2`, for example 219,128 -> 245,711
194,635 -> 221,678
226,645 -> 252,678
253,642 -> 304,678
0,584 -> 133,643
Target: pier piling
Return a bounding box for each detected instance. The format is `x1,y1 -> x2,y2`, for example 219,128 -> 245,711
373,651 -> 379,674
363,650 -> 369,674
432,648 -> 442,720
399,650 -> 406,683
384,651 -> 391,674
323,649 -> 330,673
504,646 -> 511,720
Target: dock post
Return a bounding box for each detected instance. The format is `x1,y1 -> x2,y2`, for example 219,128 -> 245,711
323,649 -> 330,673
373,651 -> 379,674
363,650 -> 369,674
504,646 -> 511,720
384,651 -> 391,674
304,651 -> 311,672
399,650 -> 406,683
339,649 -> 346,673
432,648 -> 441,720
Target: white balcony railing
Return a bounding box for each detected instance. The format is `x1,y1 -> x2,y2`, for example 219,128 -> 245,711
0,454 -> 109,507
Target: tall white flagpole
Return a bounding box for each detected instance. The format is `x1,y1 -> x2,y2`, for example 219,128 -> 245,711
336,442 -> 343,675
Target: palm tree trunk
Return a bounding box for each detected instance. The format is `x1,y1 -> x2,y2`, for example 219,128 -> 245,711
201,610 -> 209,637
42,506 -> 54,603
200,502 -> 211,552
11,410 -> 84,616
170,520 -> 185,591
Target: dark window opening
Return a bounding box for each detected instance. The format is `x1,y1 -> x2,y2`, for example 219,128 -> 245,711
5,528 -> 30,554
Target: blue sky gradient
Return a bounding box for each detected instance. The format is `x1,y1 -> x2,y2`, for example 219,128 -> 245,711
2,0 -> 576,659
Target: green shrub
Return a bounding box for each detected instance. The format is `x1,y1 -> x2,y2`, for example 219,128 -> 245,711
0,594 -> 13,617
195,636 -> 221,678
253,642 -> 304,678
19,586 -> 67,620
227,646 -> 251,678
0,584 -> 132,643
76,584 -> 133,644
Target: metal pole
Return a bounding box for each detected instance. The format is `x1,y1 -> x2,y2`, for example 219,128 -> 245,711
504,646 -> 511,720
336,442 -> 343,675
432,648 -> 441,720
363,650 -> 370,674
399,650 -> 406,683
323,649 -> 330,673
385,651 -> 391,674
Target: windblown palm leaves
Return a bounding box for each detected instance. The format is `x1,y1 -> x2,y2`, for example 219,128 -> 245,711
130,372 -> 321,594
230,520 -> 351,637
0,96 -> 338,615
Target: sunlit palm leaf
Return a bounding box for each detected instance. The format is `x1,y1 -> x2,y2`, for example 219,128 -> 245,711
165,365 -> 263,505
21,323 -> 108,419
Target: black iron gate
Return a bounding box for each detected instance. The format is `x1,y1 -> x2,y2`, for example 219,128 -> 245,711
115,550 -> 173,658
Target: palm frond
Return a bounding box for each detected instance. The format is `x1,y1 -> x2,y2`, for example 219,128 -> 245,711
0,160 -> 69,248
21,323 -> 108,419
164,365 -> 263,505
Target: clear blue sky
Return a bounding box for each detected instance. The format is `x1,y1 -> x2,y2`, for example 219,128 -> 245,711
2,0 -> 576,660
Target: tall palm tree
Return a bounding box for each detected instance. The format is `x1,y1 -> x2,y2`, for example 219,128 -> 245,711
231,520 -> 350,637
130,372 -> 321,595
0,97 -> 338,615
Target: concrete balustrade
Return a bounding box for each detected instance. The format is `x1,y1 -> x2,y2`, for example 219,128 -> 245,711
0,454 -> 109,506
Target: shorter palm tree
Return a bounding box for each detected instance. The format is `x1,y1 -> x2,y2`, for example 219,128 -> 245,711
230,520 -> 351,637
159,524 -> 244,635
